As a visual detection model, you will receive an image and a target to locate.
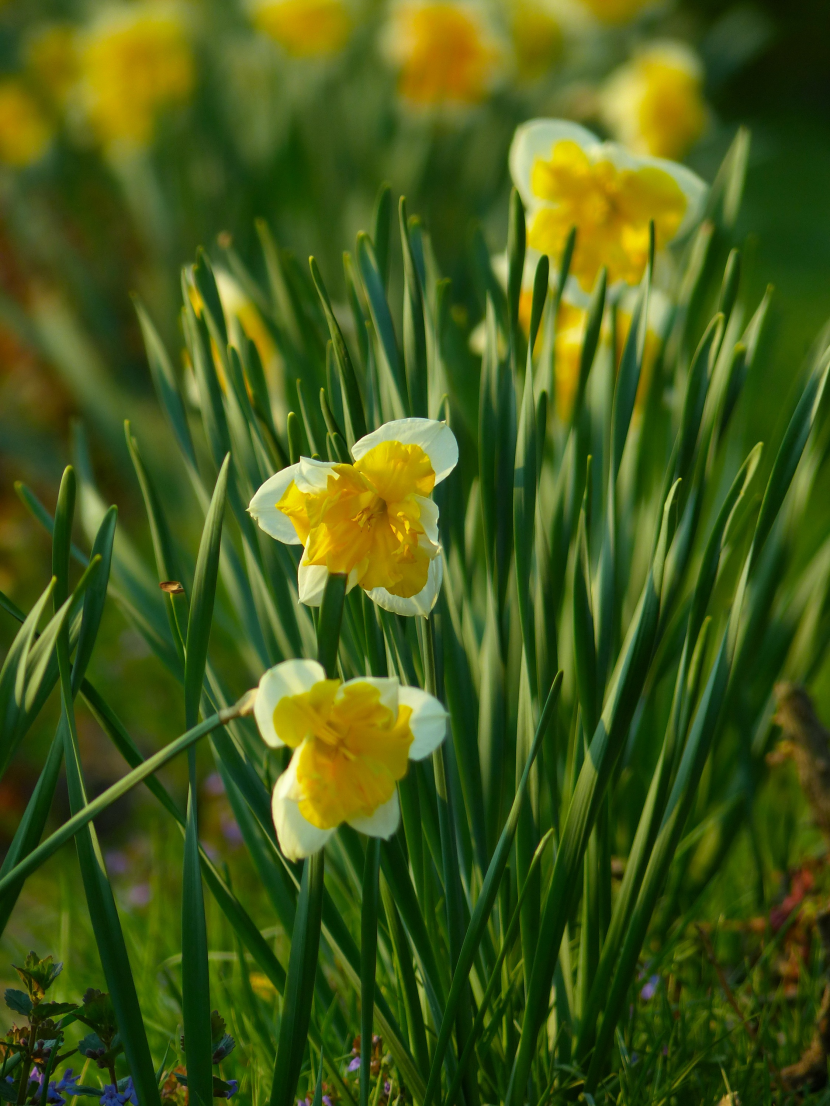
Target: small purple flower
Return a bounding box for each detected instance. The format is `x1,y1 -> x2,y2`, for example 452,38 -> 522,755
204,773 -> 225,797
119,1077 -> 138,1105
104,850 -> 129,875
126,884 -> 152,907
384,1081 -> 392,1097
347,1058 -> 361,1073
221,1081 -> 238,1100
640,975 -> 660,1002
322,1097 -> 333,1106
99,1088 -> 121,1106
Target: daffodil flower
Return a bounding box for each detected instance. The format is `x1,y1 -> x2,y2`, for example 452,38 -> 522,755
599,41 -> 708,161
509,119 -> 707,295
249,417 -> 458,616
254,659 -> 447,859
382,0 -> 506,109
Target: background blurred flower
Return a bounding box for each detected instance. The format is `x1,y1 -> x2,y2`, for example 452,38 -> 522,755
25,24 -> 80,110
599,41 -> 708,160
382,0 -> 506,109
576,0 -> 654,24
509,0 -> 563,83
510,118 -> 707,293
0,79 -> 52,168
251,0 -> 352,58
79,4 -> 194,149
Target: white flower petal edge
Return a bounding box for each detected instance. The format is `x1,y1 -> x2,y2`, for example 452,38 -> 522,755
399,685 -> 448,759
509,119 -> 600,210
415,494 -> 440,545
338,675 -> 399,716
248,464 -> 302,545
297,561 -> 330,607
294,456 -> 339,495
352,418 -> 459,484
347,791 -> 401,838
366,549 -> 443,617
272,751 -> 335,860
255,658 -> 327,747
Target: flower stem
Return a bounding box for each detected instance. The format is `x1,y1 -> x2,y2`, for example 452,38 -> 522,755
360,839 -> 381,1106
317,574 -> 347,678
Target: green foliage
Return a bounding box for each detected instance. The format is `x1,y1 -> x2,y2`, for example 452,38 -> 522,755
4,129 -> 830,1106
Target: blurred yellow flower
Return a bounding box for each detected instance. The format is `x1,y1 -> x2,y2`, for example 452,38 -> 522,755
25,24 -> 79,108
383,1 -> 505,109
510,119 -> 706,292
600,42 -> 707,160
252,0 -> 351,56
0,79 -> 52,168
518,287 -> 667,419
80,6 -> 194,148
578,0 -> 652,23
511,1 -> 563,83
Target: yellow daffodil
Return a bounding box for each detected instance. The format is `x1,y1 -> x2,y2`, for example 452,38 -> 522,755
25,24 -> 79,109
254,659 -> 447,859
249,418 -> 458,616
577,0 -> 653,23
0,79 -> 52,169
518,285 -> 669,419
251,0 -> 352,57
80,5 -> 194,149
511,0 -> 563,83
382,0 -> 505,109
509,119 -> 707,294
599,41 -> 708,161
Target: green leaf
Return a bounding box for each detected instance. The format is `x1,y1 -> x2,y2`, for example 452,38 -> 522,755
357,233 -> 407,418
132,296 -> 198,472
400,198 -> 428,419
506,479 -> 679,1106
506,189 -> 526,360
181,781 -> 214,1106
185,456 -> 230,729
4,990 -> 31,1016
269,852 -> 325,1106
423,673 -> 562,1106
316,572 -> 346,676
309,257 -> 367,445
0,578 -> 55,751
373,182 -> 393,290
0,704 -> 240,900
71,505 -> 117,696
569,268 -> 606,430
360,839 -> 380,1106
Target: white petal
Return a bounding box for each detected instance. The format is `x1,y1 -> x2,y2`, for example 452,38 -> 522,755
298,561 -> 329,607
272,751 -> 334,861
338,676 -> 399,716
294,456 -> 339,495
352,419 -> 459,484
598,142 -> 708,240
248,465 -> 302,545
365,550 -> 443,617
347,790 -> 400,839
509,119 -> 601,210
415,495 -> 440,545
399,686 -> 448,759
254,658 -> 327,747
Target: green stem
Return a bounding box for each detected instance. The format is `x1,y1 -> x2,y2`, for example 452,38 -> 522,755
360,839 -> 381,1106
